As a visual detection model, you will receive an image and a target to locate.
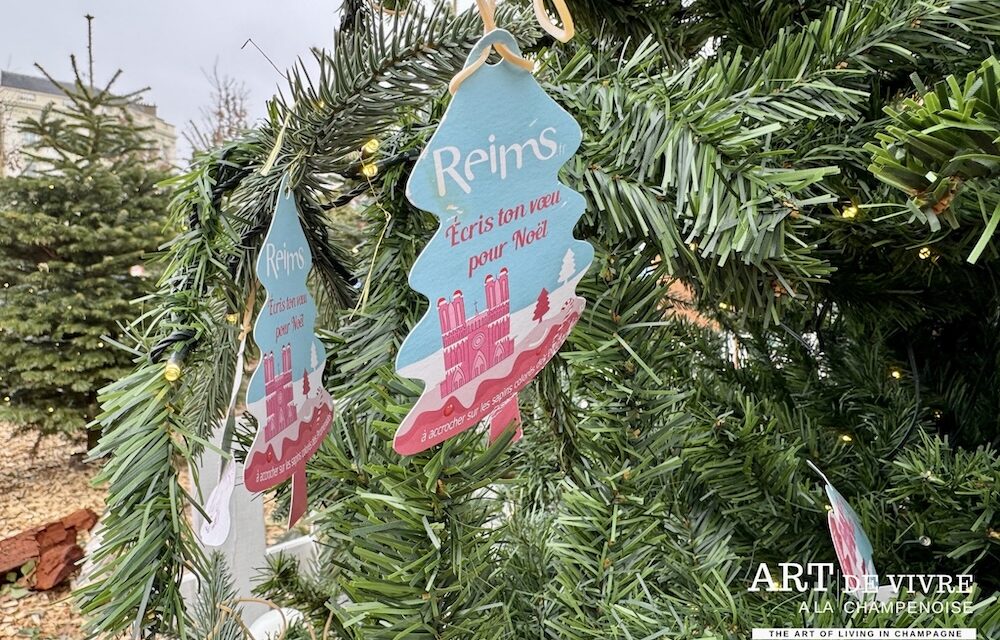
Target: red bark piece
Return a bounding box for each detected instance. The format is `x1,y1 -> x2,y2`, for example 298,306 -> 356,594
0,508 -> 97,589
33,542 -> 84,590
0,534 -> 39,574
62,508 -> 98,532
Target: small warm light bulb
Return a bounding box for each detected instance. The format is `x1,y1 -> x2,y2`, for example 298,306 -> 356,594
164,361 -> 182,382
718,302 -> 729,310
918,246 -> 932,260
824,504 -> 833,512
840,434 -> 853,443
47,406 -> 54,413
842,205 -> 858,219
361,163 -> 379,178
3,396 -> 10,402
362,138 -> 380,155
225,313 -> 239,324
688,242 -> 698,251
891,369 -> 902,380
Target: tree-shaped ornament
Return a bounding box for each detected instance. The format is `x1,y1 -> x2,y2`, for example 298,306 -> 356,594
394,28 -> 593,455
806,460 -> 891,600
244,181 -> 334,525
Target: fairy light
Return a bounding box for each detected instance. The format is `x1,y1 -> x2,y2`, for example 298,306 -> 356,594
361,163 -> 379,178
362,138 -> 380,155
891,369 -> 902,380
824,504 -> 833,512
840,434 -> 853,443
47,406 -> 54,413
164,354 -> 182,382
842,205 -> 858,219
718,302 -> 730,310
918,246 -> 932,260
225,313 -> 239,324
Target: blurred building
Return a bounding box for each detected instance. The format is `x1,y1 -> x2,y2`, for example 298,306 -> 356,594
0,70 -> 176,176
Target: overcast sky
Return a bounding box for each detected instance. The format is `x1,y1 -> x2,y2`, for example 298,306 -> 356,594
0,1 -> 341,159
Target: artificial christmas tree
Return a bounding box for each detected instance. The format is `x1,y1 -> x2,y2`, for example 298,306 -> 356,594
0,60 -> 170,440
80,1 -> 1000,638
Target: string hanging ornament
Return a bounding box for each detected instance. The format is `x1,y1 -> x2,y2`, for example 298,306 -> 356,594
449,0 -> 574,94
391,0 -> 593,455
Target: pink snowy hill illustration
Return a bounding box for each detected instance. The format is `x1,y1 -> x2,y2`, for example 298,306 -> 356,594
245,343 -> 332,493
394,266 -> 586,455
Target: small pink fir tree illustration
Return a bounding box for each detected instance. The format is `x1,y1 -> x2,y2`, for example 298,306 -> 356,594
533,288 -> 550,323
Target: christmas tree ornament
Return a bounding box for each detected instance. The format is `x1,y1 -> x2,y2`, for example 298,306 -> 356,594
244,181 -> 334,525
808,461 -> 878,595
393,0 -> 589,455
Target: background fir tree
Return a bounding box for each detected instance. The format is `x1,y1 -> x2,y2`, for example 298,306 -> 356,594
0,59 -> 171,440
80,1 -> 1000,637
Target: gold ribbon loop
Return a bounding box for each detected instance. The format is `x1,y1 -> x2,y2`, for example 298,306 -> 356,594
449,0 -> 574,94
533,0 -> 574,42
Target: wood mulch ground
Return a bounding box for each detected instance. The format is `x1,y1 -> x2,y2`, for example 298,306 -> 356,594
0,421 -> 288,639
0,422 -> 105,639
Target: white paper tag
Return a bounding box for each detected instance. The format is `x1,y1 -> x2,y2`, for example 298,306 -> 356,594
199,461 -> 236,547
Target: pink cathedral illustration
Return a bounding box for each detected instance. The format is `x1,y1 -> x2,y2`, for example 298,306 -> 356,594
438,269 -> 514,396
263,344 -> 298,440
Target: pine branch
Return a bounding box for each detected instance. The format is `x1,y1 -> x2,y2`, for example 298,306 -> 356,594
190,552 -> 245,640
868,55 -> 1000,255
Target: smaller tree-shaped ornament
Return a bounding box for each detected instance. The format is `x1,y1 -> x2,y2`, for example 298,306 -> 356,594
244,182 -> 334,525
808,462 -> 879,595
394,29 -> 593,454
